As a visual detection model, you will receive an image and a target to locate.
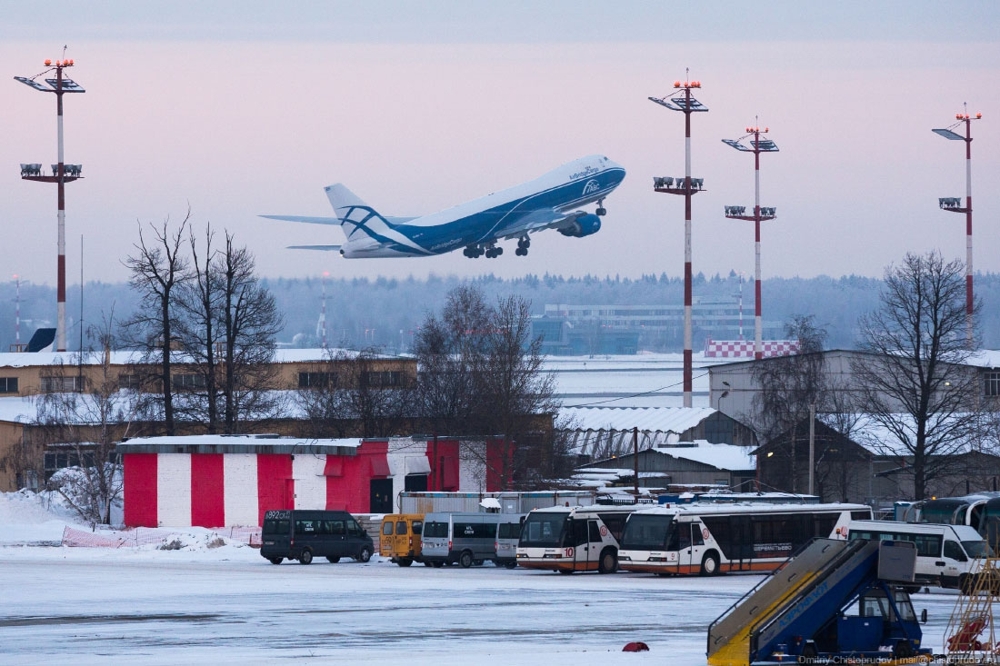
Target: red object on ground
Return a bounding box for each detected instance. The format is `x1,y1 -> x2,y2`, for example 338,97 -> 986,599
622,641 -> 649,652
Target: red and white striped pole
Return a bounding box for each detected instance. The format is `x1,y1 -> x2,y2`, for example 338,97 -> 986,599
649,75 -> 708,408
723,123 -> 778,360
15,56 -> 85,353
933,107 -> 981,348
55,62 -> 68,352
962,114 -> 974,347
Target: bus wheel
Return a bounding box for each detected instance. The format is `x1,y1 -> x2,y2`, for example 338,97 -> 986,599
299,549 -> 313,565
700,552 -> 720,576
398,558 -> 413,567
460,551 -> 474,568
598,548 -> 618,574
269,557 -> 283,565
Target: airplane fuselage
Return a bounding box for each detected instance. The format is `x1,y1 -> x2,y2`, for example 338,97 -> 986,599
341,155 -> 626,258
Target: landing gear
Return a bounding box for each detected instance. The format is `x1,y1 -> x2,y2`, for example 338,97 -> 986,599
484,244 -> 503,259
463,245 -> 484,258
596,198 -> 607,217
464,242 -> 508,259
515,236 -> 530,257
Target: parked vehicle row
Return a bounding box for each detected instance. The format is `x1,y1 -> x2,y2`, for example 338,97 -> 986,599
381,512 -> 523,568
259,502 -> 994,592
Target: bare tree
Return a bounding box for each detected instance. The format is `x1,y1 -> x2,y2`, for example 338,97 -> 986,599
122,214 -> 190,435
750,315 -> 828,493
34,317 -> 147,526
162,226 -> 284,433
852,251 -> 983,500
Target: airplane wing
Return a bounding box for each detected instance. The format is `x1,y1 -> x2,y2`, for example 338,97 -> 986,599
496,209 -> 588,240
286,244 -> 342,251
260,215 -> 340,225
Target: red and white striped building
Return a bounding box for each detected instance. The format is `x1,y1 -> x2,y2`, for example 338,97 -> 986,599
119,435 -> 505,528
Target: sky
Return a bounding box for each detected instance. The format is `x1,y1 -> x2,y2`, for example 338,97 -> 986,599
2,1 -> 999,289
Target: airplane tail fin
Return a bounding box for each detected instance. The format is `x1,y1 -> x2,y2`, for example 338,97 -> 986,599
324,184 -> 396,241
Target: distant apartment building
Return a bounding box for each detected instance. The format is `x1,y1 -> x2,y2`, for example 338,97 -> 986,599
534,300 -> 783,355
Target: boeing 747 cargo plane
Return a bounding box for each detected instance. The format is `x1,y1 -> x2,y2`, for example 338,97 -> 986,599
261,155 -> 626,258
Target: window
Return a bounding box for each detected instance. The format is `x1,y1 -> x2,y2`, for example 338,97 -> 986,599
589,521 -> 603,544
299,372 -> 336,389
382,521 -> 394,536
986,372 -> 1000,397
455,522 -> 495,540
412,521 -> 423,536
0,377 -> 18,393
41,376 -> 83,393
424,521 -> 448,539
172,373 -> 206,390
395,521 -> 407,536
944,540 -> 968,563
294,519 -> 318,534
360,371 -> 403,388
118,374 -> 142,390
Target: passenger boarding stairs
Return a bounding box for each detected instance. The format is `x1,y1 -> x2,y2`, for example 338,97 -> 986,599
707,538 -> 921,666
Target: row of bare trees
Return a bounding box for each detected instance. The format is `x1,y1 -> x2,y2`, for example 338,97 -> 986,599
752,250 -> 995,501
295,285 -> 568,488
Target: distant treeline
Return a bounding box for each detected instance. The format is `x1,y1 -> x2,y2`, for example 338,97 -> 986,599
2,271 -> 999,353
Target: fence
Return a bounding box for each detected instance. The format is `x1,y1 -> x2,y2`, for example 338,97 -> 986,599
61,525 -> 262,548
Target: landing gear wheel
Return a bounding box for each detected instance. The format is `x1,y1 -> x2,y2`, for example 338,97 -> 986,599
459,551 -> 474,568
299,549 -> 313,565
596,207 -> 607,216
700,552 -> 720,576
356,547 -> 372,563
515,248 -> 527,256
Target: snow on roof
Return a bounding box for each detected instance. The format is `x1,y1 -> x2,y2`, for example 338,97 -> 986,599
559,406 -> 717,433
821,413 -> 997,458
117,434 -> 363,454
0,347 -> 404,369
653,440 -> 756,472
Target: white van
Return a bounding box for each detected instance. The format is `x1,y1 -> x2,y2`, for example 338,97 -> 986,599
847,519 -> 990,590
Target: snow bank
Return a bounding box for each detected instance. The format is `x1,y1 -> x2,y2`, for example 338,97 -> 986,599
0,489 -> 84,545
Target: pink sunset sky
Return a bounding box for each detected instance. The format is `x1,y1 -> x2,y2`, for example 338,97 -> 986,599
2,1 -> 998,287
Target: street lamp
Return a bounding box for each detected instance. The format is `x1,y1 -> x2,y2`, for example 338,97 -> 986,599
16,55 -> 86,352
933,105 -> 981,349
723,121 -> 779,360
649,71 -> 708,408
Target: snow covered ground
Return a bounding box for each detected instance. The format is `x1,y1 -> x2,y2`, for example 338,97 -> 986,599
0,492 -> 963,664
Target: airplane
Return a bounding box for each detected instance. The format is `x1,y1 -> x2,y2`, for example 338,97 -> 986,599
261,154 -> 626,259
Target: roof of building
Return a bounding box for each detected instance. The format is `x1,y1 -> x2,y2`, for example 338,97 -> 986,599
115,434 -> 363,455
587,439 -> 755,472
559,406 -> 718,433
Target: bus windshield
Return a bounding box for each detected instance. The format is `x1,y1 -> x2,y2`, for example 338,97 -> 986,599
920,500 -> 968,524
621,514 -> 671,550
520,513 -> 568,547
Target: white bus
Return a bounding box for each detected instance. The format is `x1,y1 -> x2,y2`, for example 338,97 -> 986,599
847,520 -> 991,590
516,504 -> 647,574
617,502 -> 871,576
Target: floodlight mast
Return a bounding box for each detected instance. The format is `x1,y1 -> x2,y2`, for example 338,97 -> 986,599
723,121 -> 778,360
16,56 -> 85,353
649,72 -> 708,408
933,104 -> 981,349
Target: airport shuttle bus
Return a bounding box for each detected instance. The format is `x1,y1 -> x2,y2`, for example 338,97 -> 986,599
617,502 -> 871,576
516,504 -> 646,574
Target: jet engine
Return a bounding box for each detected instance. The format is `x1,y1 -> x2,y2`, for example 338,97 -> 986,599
558,213 -> 602,238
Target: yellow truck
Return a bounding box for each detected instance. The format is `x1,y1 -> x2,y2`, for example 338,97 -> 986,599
379,514 -> 425,567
